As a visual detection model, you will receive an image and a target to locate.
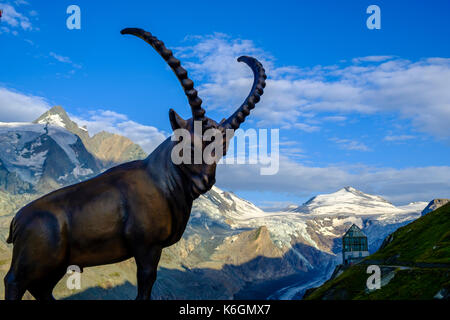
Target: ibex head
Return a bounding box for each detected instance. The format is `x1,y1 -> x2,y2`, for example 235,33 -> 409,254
121,28 -> 266,197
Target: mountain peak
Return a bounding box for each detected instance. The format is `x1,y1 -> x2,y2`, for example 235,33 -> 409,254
32,107 -> 147,167
292,187 -> 404,216
47,105 -> 68,116
336,186 -> 369,196
33,106 -> 77,130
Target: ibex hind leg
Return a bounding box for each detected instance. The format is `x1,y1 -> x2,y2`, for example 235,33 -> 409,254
28,267 -> 66,301
28,287 -> 55,301
7,212 -> 67,300
4,246 -> 31,300
4,270 -> 26,300
4,254 -> 63,300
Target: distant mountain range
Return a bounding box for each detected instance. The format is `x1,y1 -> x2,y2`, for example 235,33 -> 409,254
290,186 -> 424,216
0,106 -> 436,300
0,106 -> 146,195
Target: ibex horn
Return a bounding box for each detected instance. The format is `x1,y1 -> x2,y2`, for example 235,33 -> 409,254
121,28 -> 206,120
222,56 -> 266,130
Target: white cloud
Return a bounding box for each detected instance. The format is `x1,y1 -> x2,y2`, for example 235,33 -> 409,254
322,115 -> 347,122
329,137 -> 371,152
72,110 -> 167,154
352,55 -> 394,63
384,135 -> 416,142
294,123 -> 320,133
49,52 -> 82,71
14,0 -> 29,5
216,157 -> 450,205
0,87 -> 50,121
177,34 -> 450,139
0,3 -> 33,33
175,34 -> 275,119
49,52 -> 72,64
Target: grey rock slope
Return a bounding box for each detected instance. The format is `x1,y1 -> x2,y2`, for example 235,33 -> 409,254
421,199 -> 450,216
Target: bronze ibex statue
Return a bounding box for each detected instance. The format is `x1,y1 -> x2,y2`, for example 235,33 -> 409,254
4,28 -> 266,300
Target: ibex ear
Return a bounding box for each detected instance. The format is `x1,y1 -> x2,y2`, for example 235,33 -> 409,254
169,109 -> 187,131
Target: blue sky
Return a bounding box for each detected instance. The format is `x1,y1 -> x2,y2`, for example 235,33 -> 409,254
1,0 -> 449,207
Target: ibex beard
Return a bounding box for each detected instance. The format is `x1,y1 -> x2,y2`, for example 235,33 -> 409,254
4,28 -> 266,300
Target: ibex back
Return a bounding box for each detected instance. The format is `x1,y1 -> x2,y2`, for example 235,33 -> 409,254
4,28 -> 266,300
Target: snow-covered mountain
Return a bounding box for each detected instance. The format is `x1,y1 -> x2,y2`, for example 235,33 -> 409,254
285,187 -> 427,255
0,122 -> 100,193
0,106 -> 149,195
191,186 -> 426,252
291,186 -> 415,216
34,106 -> 147,167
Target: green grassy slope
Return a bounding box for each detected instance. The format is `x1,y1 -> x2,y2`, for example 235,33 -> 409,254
369,203 -> 450,264
305,203 -> 450,300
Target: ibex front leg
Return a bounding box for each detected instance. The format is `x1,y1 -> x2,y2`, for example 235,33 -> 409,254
135,245 -> 162,300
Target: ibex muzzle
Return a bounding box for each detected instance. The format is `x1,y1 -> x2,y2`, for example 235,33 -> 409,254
4,28 -> 266,300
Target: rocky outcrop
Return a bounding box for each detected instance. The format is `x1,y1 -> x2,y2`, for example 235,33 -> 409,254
88,131 -> 147,168
421,199 -> 450,216
0,160 -> 32,194
34,106 -> 91,144
203,226 -> 284,267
